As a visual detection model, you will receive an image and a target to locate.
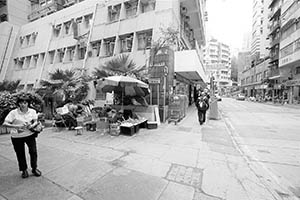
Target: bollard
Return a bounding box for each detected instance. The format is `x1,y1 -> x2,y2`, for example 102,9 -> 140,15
209,98 -> 219,120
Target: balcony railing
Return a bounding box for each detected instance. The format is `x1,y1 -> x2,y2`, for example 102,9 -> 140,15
270,36 -> 280,47
269,20 -> 281,33
270,52 -> 279,62
28,2 -> 62,21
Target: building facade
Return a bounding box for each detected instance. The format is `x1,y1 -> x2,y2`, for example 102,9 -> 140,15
267,0 -> 282,100
0,0 -> 32,81
2,0 -> 207,106
240,57 -> 270,98
251,0 -> 270,60
204,38 -> 231,95
279,0 -> 300,104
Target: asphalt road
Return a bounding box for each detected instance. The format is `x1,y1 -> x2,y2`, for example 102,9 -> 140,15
218,97 -> 300,199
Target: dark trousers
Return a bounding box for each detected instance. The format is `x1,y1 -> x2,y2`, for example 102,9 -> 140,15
197,110 -> 207,124
11,134 -> 38,171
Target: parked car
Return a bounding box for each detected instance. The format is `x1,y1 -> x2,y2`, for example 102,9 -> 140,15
236,94 -> 245,101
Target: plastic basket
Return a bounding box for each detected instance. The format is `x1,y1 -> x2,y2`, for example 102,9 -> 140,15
109,123 -> 120,136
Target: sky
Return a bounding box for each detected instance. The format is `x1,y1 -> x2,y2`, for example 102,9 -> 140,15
206,0 -> 253,53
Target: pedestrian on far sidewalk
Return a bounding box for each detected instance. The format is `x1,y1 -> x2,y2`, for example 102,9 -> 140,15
3,95 -> 42,178
196,95 -> 209,125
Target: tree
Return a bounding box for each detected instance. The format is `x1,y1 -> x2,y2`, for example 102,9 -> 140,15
37,68 -> 90,106
149,27 -> 181,68
93,54 -> 146,80
0,80 -> 21,93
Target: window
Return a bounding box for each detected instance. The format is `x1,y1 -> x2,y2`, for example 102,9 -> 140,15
40,53 -> 45,64
25,35 -> 31,46
57,48 -> 65,62
295,38 -> 300,52
140,0 -> 155,13
78,46 -> 86,60
64,21 -> 71,35
20,37 -> 24,47
66,47 -> 75,61
53,24 -> 61,37
32,54 -> 38,67
281,24 -> 295,40
137,30 -> 152,50
104,38 -> 115,56
31,32 -> 38,44
295,67 -> 300,74
13,58 -> 18,69
48,51 -> 55,64
108,5 -> 120,22
91,41 -> 101,57
84,14 -> 93,28
0,14 -> 7,22
120,35 -> 133,53
124,0 -> 138,18
280,43 -> 293,58
105,41 -> 115,56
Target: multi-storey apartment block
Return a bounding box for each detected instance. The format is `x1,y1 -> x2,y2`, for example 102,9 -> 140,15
251,0 -> 270,60
279,0 -> 300,104
267,0 -> 282,100
204,38 -> 231,95
2,0 -> 207,106
28,0 -> 87,22
0,0 -> 31,81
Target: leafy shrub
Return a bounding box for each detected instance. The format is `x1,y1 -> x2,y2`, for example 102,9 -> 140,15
0,92 -> 44,125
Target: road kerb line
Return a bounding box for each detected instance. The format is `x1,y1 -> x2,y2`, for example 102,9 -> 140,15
221,111 -> 299,200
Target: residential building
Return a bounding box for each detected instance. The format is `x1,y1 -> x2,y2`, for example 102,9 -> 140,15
0,0 -> 31,25
204,38 -> 231,95
279,0 -> 300,104
241,32 -> 251,52
2,0 -> 207,113
0,0 -> 31,81
268,0 -> 282,100
240,57 -> 270,98
28,0 -> 87,22
237,51 -> 252,86
251,0 -> 270,60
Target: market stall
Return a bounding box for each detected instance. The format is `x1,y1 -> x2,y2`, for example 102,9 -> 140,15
96,75 -> 154,136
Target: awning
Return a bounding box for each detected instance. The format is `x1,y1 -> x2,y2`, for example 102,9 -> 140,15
174,50 -> 208,84
269,75 -> 280,80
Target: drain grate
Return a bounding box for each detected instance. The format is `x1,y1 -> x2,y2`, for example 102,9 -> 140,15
165,164 -> 203,188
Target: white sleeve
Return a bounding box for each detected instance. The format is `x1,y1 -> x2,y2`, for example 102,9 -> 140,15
4,110 -> 15,123
30,109 -> 38,120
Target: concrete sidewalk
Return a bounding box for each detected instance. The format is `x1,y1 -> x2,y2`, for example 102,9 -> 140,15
0,106 -> 277,200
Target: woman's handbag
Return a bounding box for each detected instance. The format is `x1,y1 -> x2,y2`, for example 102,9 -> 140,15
29,121 -> 44,136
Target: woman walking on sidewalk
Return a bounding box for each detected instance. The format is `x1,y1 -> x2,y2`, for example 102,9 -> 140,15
3,95 -> 42,178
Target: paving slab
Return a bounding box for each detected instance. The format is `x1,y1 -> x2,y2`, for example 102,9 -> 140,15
2,177 -> 73,200
45,158 -> 115,193
79,167 -> 168,200
158,182 -> 194,200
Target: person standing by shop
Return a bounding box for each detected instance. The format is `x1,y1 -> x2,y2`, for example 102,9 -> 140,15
3,95 -> 42,178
